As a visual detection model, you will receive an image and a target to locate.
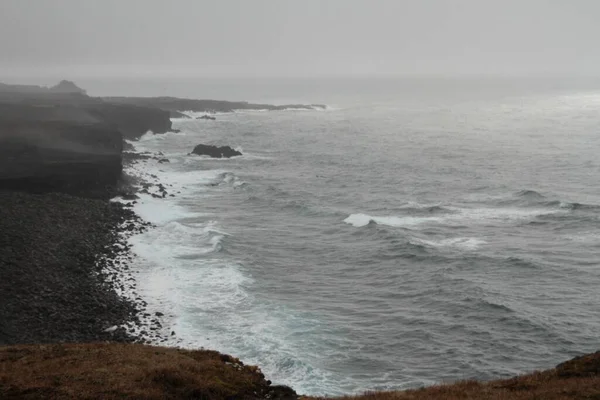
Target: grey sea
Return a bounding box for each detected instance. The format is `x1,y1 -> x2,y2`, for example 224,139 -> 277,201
94,77 -> 600,396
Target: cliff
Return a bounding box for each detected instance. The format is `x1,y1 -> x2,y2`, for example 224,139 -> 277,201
0,82 -> 173,140
83,102 -> 172,140
0,116 -> 123,199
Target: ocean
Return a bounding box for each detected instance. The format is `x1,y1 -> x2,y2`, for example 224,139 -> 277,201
107,77 -> 600,396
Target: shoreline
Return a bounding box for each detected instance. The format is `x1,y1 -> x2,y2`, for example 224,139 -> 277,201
1,82 -> 599,398
107,145 -> 183,346
0,190 -> 140,345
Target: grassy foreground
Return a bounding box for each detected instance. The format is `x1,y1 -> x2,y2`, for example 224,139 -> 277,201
0,343 -> 295,399
0,344 -> 599,400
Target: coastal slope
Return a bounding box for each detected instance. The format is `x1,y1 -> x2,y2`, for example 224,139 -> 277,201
0,343 -> 599,399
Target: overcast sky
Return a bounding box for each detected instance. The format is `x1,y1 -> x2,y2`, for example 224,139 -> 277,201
1,0 -> 599,78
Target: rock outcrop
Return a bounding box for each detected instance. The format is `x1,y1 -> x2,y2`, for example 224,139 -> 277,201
197,115 -> 216,120
191,144 -> 242,158
49,80 -> 87,95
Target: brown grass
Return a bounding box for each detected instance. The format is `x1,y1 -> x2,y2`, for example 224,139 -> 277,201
308,351 -> 600,400
0,343 -> 295,399
1,343 -> 599,400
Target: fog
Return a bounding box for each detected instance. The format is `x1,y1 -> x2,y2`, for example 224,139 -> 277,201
1,0 -> 599,78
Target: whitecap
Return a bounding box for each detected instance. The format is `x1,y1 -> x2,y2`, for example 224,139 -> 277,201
410,237 -> 487,251
343,213 -> 442,228
344,206 -> 565,228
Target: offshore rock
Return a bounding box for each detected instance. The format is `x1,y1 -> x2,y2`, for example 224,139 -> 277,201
191,144 -> 242,158
197,115 -> 217,120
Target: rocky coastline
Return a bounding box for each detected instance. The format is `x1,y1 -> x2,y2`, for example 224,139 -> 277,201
1,81 -> 599,399
0,80 -> 304,398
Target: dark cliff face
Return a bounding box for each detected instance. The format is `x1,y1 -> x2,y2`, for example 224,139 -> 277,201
0,95 -> 173,141
84,103 -> 172,140
0,90 -> 173,198
0,119 -> 123,199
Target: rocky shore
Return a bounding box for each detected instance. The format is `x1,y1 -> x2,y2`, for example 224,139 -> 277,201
0,191 -> 144,344
0,81 -> 176,345
0,80 -> 306,398
0,80 -> 324,349
2,80 -> 598,399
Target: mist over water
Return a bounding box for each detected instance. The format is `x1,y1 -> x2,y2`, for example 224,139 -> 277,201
125,77 -> 600,396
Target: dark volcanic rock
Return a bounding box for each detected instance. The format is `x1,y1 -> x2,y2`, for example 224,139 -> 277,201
0,92 -> 173,141
191,144 -> 242,158
0,119 -> 123,199
197,115 -> 216,120
84,103 -> 172,140
0,191 -> 137,345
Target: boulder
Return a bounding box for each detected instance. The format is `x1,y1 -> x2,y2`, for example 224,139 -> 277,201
191,144 -> 242,158
197,115 -> 216,120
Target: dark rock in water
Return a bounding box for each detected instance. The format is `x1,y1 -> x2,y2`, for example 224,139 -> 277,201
170,128 -> 181,133
158,158 -> 170,164
197,115 -> 216,120
120,193 -> 139,201
191,144 -> 242,158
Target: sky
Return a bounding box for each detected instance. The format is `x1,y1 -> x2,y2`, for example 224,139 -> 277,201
1,0 -> 599,79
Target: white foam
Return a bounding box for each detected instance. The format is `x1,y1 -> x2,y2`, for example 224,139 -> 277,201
343,213 -> 441,228
411,237 -> 487,250
179,110 -> 230,118
344,206 -> 564,228
137,130 -> 183,143
564,231 -> 600,243
134,196 -> 204,225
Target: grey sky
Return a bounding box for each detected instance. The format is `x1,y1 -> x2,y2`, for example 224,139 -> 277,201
1,0 -> 599,78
